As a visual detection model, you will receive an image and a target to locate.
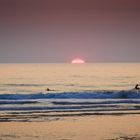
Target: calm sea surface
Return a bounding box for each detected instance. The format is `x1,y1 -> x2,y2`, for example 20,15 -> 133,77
0,63 -> 140,122
0,63 -> 140,93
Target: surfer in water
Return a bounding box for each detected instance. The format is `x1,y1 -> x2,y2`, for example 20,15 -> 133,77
135,84 -> 140,90
45,88 -> 56,91
46,88 -> 50,91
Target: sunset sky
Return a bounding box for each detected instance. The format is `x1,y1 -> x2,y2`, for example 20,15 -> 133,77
0,0 -> 140,63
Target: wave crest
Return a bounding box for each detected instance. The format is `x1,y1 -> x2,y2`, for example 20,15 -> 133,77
0,90 -> 140,100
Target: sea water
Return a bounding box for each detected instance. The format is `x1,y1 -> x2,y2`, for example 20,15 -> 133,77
0,63 -> 140,121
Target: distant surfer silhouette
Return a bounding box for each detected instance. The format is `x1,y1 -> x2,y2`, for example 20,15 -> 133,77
46,88 -> 50,91
135,84 -> 140,90
45,88 -> 56,91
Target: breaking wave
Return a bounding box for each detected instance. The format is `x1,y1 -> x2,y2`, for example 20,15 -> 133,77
0,90 -> 140,100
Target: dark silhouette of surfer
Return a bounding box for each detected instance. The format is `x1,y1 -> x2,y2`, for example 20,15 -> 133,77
46,88 -> 50,91
45,88 -> 56,91
135,84 -> 140,90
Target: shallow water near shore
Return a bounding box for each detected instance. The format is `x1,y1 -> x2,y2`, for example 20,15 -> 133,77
0,115 -> 140,140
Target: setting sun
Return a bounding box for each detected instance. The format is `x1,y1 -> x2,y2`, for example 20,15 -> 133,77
71,58 -> 85,64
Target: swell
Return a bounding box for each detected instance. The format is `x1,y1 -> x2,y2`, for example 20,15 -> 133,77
0,90 -> 140,100
0,103 -> 140,111
52,100 -> 140,105
0,104 -> 120,111
0,100 -> 38,105
0,84 -> 46,87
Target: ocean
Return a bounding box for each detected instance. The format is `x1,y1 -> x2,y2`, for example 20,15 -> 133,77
0,63 -> 140,122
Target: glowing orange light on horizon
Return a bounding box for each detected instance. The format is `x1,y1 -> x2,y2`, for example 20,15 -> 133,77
71,58 -> 85,64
